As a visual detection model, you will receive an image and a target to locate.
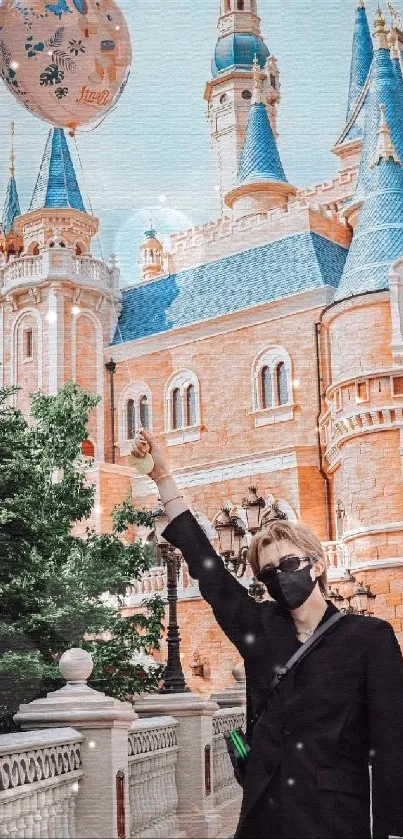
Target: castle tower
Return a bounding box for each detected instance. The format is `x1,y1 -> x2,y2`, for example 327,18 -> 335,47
0,127 -> 121,462
139,226 -> 163,281
333,0 -> 373,176
204,0 -> 280,204
0,123 -> 22,262
225,58 -> 296,217
320,11 -> 403,564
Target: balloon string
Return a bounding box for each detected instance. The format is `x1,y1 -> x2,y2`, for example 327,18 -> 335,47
73,133 -> 105,263
73,134 -> 134,393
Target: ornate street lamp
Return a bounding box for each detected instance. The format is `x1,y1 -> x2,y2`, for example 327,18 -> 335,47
329,574 -> 377,616
215,506 -> 246,576
241,486 -> 266,535
328,587 -> 344,605
152,501 -> 189,694
353,582 -> 369,615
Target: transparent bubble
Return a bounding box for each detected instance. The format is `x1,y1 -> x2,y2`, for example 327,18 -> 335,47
244,633 -> 256,644
71,781 -> 79,793
369,748 -> 376,758
296,742 -> 304,750
287,778 -> 295,786
88,741 -> 96,749
202,557 -> 215,570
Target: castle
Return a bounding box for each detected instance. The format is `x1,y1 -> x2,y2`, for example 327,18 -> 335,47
2,0 -> 403,694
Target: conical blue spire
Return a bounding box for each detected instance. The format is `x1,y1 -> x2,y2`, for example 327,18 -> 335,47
2,175 -> 20,235
350,11 -> 403,206
237,70 -> 287,186
335,103 -> 403,301
2,121 -> 21,235
29,128 -> 85,213
335,2 -> 373,147
346,1 -> 373,122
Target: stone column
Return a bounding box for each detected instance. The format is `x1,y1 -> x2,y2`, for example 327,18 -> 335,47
134,693 -> 221,839
14,648 -> 135,839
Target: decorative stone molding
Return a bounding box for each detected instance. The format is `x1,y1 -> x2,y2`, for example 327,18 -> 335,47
323,405 -> 403,471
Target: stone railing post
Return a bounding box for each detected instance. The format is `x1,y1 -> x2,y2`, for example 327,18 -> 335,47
134,693 -> 221,839
14,648 -> 135,839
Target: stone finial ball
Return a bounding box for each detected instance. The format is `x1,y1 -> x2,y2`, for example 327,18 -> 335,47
232,662 -> 246,683
59,648 -> 93,683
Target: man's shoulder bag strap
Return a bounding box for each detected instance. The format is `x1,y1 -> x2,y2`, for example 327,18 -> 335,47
268,609 -> 346,695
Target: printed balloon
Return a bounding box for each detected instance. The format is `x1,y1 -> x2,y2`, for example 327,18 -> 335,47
0,0 -> 132,132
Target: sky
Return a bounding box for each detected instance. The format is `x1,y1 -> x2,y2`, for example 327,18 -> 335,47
0,0 -> 389,286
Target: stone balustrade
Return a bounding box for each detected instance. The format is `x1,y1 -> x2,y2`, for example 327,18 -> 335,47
128,716 -> 181,838
212,708 -> 245,808
323,540 -> 350,574
0,728 -> 83,838
126,562 -> 200,606
0,250 -> 114,295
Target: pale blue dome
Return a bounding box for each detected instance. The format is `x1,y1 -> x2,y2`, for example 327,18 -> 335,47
212,33 -> 269,77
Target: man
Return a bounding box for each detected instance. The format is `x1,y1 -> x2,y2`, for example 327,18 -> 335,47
132,430 -> 403,839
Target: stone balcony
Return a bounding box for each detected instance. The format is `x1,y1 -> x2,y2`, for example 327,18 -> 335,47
0,250 -> 117,297
125,540 -> 350,606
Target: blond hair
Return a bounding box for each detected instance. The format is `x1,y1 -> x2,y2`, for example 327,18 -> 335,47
248,519 -> 328,596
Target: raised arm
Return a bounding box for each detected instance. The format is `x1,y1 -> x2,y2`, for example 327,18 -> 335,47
131,431 -> 262,653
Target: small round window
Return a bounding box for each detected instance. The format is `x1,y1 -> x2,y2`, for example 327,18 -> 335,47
241,89 -> 252,100
220,93 -> 228,104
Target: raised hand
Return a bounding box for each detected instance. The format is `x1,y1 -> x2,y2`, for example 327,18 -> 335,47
132,429 -> 172,482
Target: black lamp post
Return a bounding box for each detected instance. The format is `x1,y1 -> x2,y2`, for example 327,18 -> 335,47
152,502 -> 189,694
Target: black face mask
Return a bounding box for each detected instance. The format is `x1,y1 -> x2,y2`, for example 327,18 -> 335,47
258,564 -> 317,610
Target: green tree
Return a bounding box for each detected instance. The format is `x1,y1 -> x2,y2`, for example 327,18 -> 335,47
0,382 -> 164,732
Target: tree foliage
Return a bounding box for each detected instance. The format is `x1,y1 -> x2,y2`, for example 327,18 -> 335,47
0,382 -> 164,731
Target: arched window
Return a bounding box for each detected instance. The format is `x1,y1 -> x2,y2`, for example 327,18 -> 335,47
237,0 -> 244,9
172,388 -> 182,430
81,439 -> 95,458
139,395 -> 149,429
127,399 -> 135,440
185,384 -> 196,426
75,244 -> 82,256
261,365 -> 272,409
276,362 -> 289,405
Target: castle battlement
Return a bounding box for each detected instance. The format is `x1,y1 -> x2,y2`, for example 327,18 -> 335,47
167,199 -> 351,275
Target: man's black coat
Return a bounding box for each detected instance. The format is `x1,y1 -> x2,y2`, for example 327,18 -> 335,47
163,510 -> 403,839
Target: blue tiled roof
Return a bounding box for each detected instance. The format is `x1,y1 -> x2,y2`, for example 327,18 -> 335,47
237,102 -> 287,185
353,48 -> 403,203
2,175 -> 20,235
30,128 -> 85,212
212,33 -> 269,78
346,3 -> 373,122
112,233 -> 348,344
335,159 -> 403,300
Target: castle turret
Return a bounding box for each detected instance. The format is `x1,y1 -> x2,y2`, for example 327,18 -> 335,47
17,127 -> 98,255
320,11 -> 403,565
139,227 -> 163,281
0,127 -> 121,464
204,0 -> 280,204
224,59 -> 296,217
333,1 -> 373,174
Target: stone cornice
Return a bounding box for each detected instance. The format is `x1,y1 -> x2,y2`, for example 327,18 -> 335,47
108,286 -> 334,362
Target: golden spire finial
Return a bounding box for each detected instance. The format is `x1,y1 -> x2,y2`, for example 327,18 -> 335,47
10,122 -> 15,178
373,5 -> 390,49
371,103 -> 402,167
252,54 -> 263,104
